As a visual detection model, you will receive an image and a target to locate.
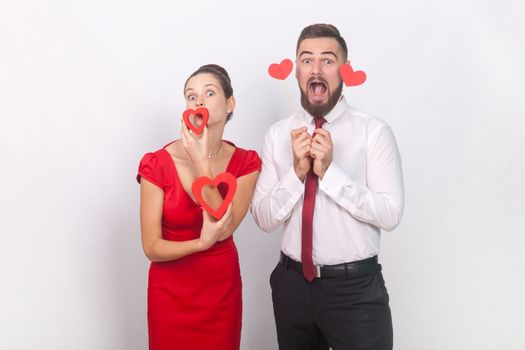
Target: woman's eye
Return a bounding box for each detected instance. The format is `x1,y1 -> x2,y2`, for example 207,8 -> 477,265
206,91 -> 215,97
324,59 -> 333,64
187,95 -> 196,101
303,59 -> 311,64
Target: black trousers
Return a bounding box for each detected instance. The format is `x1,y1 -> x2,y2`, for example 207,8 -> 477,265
270,258 -> 393,350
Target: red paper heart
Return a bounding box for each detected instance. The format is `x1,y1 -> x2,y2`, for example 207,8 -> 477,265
192,172 -> 237,220
268,59 -> 293,80
182,107 -> 209,134
339,63 -> 367,86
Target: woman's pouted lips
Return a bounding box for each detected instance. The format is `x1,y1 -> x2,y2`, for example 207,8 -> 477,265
308,80 -> 328,103
191,114 -> 204,127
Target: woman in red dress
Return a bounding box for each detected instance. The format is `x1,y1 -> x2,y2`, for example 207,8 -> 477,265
137,64 -> 261,350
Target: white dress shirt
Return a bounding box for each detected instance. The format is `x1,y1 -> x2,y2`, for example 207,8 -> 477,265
250,96 -> 404,265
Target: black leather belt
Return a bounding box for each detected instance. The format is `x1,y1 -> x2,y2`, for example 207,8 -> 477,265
279,251 -> 381,278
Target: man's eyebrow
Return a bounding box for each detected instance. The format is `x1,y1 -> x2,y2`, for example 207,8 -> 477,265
321,51 -> 338,58
298,51 -> 338,59
298,51 -> 314,58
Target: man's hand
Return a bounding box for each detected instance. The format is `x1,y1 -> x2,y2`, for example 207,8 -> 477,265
310,128 -> 333,179
291,127 -> 312,182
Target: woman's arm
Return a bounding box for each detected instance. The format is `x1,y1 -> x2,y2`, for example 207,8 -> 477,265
140,178 -> 231,262
218,170 -> 259,240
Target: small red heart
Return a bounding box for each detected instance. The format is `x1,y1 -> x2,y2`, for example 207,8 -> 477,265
182,107 -> 209,134
268,59 -> 293,80
339,63 -> 367,87
192,172 -> 237,220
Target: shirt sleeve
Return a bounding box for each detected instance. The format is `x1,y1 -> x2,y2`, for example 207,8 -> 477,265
250,127 -> 305,233
136,152 -> 164,190
318,125 -> 404,231
237,150 -> 262,177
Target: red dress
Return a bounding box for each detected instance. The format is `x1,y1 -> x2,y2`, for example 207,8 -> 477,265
136,141 -> 261,350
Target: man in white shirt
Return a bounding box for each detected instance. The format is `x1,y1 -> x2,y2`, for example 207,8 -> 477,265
250,24 -> 404,350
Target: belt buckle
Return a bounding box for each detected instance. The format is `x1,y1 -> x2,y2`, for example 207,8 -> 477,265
315,265 -> 322,278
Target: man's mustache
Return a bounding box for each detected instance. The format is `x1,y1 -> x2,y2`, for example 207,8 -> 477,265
307,77 -> 328,86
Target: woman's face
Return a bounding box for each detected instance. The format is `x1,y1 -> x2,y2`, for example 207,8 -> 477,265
184,73 -> 234,127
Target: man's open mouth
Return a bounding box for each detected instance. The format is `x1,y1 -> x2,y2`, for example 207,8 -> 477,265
308,80 -> 328,103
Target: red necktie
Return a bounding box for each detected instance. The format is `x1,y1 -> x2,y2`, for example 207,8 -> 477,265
301,117 -> 326,282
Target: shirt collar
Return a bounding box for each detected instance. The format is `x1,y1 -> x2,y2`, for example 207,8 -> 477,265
301,95 -> 349,125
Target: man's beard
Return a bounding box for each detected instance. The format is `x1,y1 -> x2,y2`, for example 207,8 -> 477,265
300,80 -> 343,118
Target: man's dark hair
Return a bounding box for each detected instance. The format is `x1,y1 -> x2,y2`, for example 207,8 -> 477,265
296,23 -> 348,61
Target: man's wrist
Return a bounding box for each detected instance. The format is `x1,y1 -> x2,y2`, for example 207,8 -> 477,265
294,167 -> 307,182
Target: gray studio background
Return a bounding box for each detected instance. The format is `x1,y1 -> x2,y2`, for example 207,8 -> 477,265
1,0 -> 524,349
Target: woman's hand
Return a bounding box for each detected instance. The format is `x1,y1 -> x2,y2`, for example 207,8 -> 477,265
180,118 -> 210,175
198,204 -> 233,251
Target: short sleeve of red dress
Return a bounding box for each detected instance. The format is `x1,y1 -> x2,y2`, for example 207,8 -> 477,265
229,149 -> 262,178
136,152 -> 165,190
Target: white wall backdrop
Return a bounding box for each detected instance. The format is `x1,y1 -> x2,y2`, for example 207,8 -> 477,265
1,0 -> 524,349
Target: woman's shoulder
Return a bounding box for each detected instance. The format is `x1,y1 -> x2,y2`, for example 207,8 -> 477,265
138,140 -> 179,170
160,139 -> 179,155
224,141 -> 257,161
235,147 -> 260,159
226,141 -> 261,177
144,139 -> 181,159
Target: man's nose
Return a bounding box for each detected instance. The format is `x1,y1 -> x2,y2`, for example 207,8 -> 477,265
311,60 -> 322,75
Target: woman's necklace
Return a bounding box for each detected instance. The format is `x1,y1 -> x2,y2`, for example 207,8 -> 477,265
208,141 -> 223,159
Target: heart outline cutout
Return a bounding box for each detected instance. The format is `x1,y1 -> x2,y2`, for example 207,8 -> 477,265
182,107 -> 209,134
268,59 -> 293,80
339,63 -> 367,87
192,172 -> 237,220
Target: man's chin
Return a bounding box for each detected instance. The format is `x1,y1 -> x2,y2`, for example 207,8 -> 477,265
307,92 -> 329,104
301,94 -> 337,117
300,82 -> 343,118
308,98 -> 328,106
